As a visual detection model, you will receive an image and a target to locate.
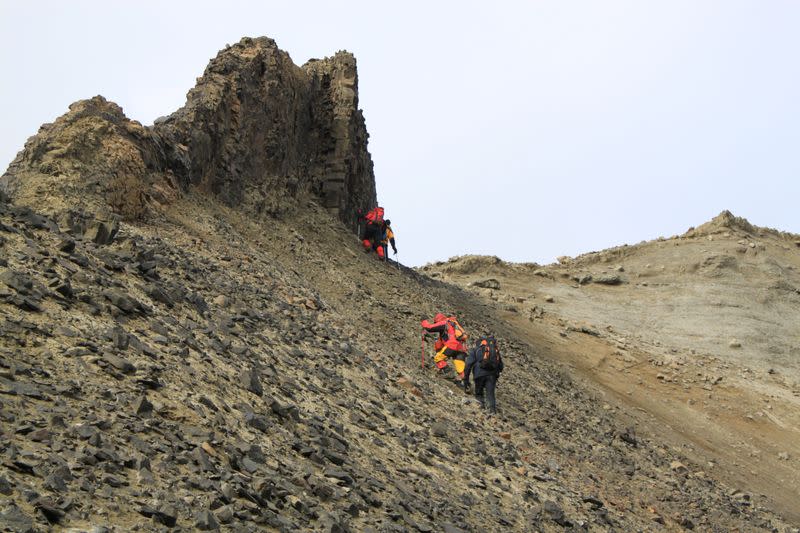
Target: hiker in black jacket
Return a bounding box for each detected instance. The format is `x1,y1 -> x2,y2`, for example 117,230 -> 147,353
463,336 -> 504,415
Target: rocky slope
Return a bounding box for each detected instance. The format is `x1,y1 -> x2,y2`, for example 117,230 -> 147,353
0,37 -> 798,532
2,195 -> 797,532
422,210 -> 800,527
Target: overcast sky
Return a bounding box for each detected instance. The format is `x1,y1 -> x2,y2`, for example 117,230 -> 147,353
2,1 -> 798,266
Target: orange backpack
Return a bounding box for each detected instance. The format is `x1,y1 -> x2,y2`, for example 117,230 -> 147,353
447,319 -> 468,342
365,207 -> 384,224
477,336 -> 501,370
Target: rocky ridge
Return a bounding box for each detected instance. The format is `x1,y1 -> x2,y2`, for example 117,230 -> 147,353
1,37 -> 375,226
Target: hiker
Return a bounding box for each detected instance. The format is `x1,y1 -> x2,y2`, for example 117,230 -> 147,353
380,220 -> 397,261
464,336 -> 504,415
421,313 -> 469,388
360,206 -> 385,258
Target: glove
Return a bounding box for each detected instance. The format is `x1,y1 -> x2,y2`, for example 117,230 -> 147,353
392,246 -> 398,254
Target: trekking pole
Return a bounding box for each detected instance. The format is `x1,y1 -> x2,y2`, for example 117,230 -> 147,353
421,330 -> 425,369
395,251 -> 400,270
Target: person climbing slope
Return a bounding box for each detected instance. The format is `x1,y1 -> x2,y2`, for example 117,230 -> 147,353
359,206 -> 386,259
421,313 -> 469,388
380,220 -> 397,262
464,335 -> 504,415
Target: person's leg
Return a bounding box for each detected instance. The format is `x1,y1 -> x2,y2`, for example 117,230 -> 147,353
362,225 -> 374,252
485,374 -> 497,414
433,346 -> 449,374
474,376 -> 486,409
444,349 -> 467,388
452,356 -> 466,383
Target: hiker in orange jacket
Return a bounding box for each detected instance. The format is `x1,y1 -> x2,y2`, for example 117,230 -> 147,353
421,313 -> 469,388
379,220 -> 397,262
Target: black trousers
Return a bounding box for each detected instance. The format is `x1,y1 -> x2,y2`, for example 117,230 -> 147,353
475,374 -> 498,413
361,224 -> 380,250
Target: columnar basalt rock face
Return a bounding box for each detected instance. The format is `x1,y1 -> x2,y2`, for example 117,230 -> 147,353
302,52 -> 376,225
1,37 -> 376,228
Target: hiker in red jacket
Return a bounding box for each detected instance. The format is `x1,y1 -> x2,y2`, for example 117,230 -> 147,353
421,313 -> 469,388
360,206 -> 386,259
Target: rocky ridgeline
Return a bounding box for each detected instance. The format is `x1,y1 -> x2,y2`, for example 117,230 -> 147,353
1,37 -> 375,227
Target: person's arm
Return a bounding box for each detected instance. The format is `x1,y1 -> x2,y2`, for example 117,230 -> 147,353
420,319 -> 446,333
463,349 -> 476,385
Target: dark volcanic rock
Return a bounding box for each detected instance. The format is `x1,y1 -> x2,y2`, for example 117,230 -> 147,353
240,368 -> 263,396
102,353 -> 135,373
83,219 -> 119,245
0,504 -> 35,532
135,395 -> 154,416
0,270 -> 36,295
245,412 -> 272,433
0,476 -> 13,495
195,509 -> 220,530
57,238 -> 76,254
1,37 -> 377,227
103,289 -> 144,314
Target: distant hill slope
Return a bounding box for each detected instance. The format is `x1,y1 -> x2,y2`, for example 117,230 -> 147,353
422,210 -> 800,524
0,35 -> 797,531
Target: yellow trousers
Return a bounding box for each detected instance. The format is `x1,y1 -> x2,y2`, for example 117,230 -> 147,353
434,347 -> 466,378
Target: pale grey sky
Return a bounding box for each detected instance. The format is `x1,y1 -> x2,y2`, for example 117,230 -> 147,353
2,1 -> 798,266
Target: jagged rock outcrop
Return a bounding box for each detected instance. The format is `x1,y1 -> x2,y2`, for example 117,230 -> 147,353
1,37 -> 376,227
690,209 -> 757,236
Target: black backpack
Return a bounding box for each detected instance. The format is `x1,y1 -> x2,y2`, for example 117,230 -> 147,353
477,336 -> 501,371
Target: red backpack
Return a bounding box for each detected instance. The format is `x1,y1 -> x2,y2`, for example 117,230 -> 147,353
365,207 -> 384,225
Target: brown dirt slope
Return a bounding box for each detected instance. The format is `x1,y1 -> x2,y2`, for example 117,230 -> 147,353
422,210 -> 800,527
